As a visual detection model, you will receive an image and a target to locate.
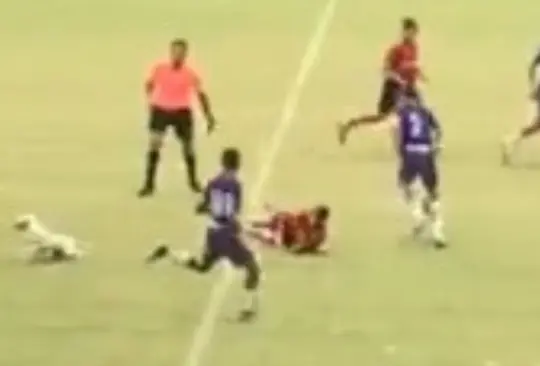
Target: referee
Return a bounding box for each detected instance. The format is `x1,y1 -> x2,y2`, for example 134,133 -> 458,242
138,38 -> 216,197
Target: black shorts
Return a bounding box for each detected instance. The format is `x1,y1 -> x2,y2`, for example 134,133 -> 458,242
377,79 -> 402,115
148,107 -> 193,142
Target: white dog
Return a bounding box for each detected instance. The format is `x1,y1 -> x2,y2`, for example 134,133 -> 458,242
13,214 -> 83,263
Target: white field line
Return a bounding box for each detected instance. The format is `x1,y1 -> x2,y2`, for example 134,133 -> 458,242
183,1 -> 338,365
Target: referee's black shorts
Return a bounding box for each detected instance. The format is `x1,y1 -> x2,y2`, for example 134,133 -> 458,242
148,106 -> 194,143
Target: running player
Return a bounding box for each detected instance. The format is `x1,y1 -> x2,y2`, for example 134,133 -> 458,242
393,87 -> 446,248
338,17 -> 426,145
247,204 -> 330,255
502,47 -> 540,165
145,147 -> 261,322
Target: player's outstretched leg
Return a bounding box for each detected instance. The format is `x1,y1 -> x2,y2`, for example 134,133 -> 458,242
338,114 -> 388,145
138,132 -> 164,198
181,141 -> 202,193
502,116 -> 540,165
423,195 -> 446,249
400,182 -> 428,238
238,257 -> 261,322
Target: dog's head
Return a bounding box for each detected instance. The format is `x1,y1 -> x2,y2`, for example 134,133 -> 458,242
14,214 -> 35,232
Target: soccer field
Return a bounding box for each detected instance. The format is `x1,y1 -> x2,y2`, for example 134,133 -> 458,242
2,0 -> 540,365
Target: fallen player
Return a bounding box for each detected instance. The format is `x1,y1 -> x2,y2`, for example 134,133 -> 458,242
247,204 -> 331,255
13,214 -> 84,263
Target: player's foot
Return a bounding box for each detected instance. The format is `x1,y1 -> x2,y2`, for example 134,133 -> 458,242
238,308 -> 257,323
433,239 -> 448,250
146,244 -> 170,263
337,122 -> 348,145
189,180 -> 202,194
137,186 -> 155,198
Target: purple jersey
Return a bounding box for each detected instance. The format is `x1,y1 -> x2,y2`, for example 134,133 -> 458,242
203,172 -> 242,226
396,104 -> 441,194
396,104 -> 440,155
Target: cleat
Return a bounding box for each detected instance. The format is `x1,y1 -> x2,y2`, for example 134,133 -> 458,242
238,308 -> 257,323
433,240 -> 448,250
146,245 -> 170,263
138,186 -> 155,198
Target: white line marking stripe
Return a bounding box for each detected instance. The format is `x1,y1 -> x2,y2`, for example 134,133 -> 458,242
183,1 -> 338,365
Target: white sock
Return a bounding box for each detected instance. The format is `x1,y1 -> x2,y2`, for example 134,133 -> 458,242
409,199 -> 426,228
402,186 -> 425,228
170,250 -> 191,265
429,200 -> 445,241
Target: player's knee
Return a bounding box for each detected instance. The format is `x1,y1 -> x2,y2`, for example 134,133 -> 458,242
244,261 -> 261,291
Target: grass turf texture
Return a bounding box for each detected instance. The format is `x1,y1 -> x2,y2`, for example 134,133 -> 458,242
1,0 -> 540,365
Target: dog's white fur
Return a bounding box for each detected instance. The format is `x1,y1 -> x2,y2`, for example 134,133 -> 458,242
14,214 -> 82,259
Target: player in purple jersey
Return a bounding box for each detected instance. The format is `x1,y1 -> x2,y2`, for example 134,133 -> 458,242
146,147 -> 261,321
393,87 -> 446,248
502,48 -> 540,164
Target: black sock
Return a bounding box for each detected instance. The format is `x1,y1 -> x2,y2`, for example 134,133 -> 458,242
144,150 -> 160,189
184,153 -> 198,185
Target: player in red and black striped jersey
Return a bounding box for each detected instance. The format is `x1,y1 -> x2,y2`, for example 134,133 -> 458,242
247,204 -> 330,255
338,17 -> 427,145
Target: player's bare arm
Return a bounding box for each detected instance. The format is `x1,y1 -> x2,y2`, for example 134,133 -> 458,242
197,89 -> 216,133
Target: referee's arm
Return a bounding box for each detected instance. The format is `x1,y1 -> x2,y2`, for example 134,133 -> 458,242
194,75 -> 216,132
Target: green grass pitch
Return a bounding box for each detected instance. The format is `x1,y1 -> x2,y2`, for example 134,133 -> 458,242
1,0 -> 540,365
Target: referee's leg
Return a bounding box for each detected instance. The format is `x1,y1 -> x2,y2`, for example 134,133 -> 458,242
173,109 -> 202,193
138,107 -> 167,197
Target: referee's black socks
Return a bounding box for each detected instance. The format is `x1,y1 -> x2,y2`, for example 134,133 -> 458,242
184,153 -> 201,192
144,150 -> 160,190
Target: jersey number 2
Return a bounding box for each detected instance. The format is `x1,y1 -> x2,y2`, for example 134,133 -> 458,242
409,112 -> 424,138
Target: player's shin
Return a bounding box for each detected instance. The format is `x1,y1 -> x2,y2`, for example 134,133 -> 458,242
239,261 -> 260,321
401,184 -> 426,231
426,198 -> 446,245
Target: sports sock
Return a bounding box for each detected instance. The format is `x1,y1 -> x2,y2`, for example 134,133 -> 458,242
184,153 -> 198,185
144,150 -> 160,189
402,186 -> 425,228
429,200 -> 445,242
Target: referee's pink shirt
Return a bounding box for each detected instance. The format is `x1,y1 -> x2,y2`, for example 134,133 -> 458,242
147,61 -> 201,111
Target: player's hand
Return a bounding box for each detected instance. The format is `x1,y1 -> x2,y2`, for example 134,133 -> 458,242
206,114 -> 217,134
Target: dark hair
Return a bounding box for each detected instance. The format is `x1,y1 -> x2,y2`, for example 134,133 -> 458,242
314,205 -> 330,221
402,17 -> 418,31
171,38 -> 188,49
221,147 -> 241,171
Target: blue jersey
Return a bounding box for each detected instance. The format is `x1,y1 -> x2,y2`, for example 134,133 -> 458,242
201,172 -> 242,226
396,104 -> 440,155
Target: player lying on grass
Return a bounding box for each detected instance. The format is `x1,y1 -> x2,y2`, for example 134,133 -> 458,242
393,87 -> 446,248
13,214 -> 84,263
146,147 -> 261,322
246,204 -> 331,255
502,47 -> 540,164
